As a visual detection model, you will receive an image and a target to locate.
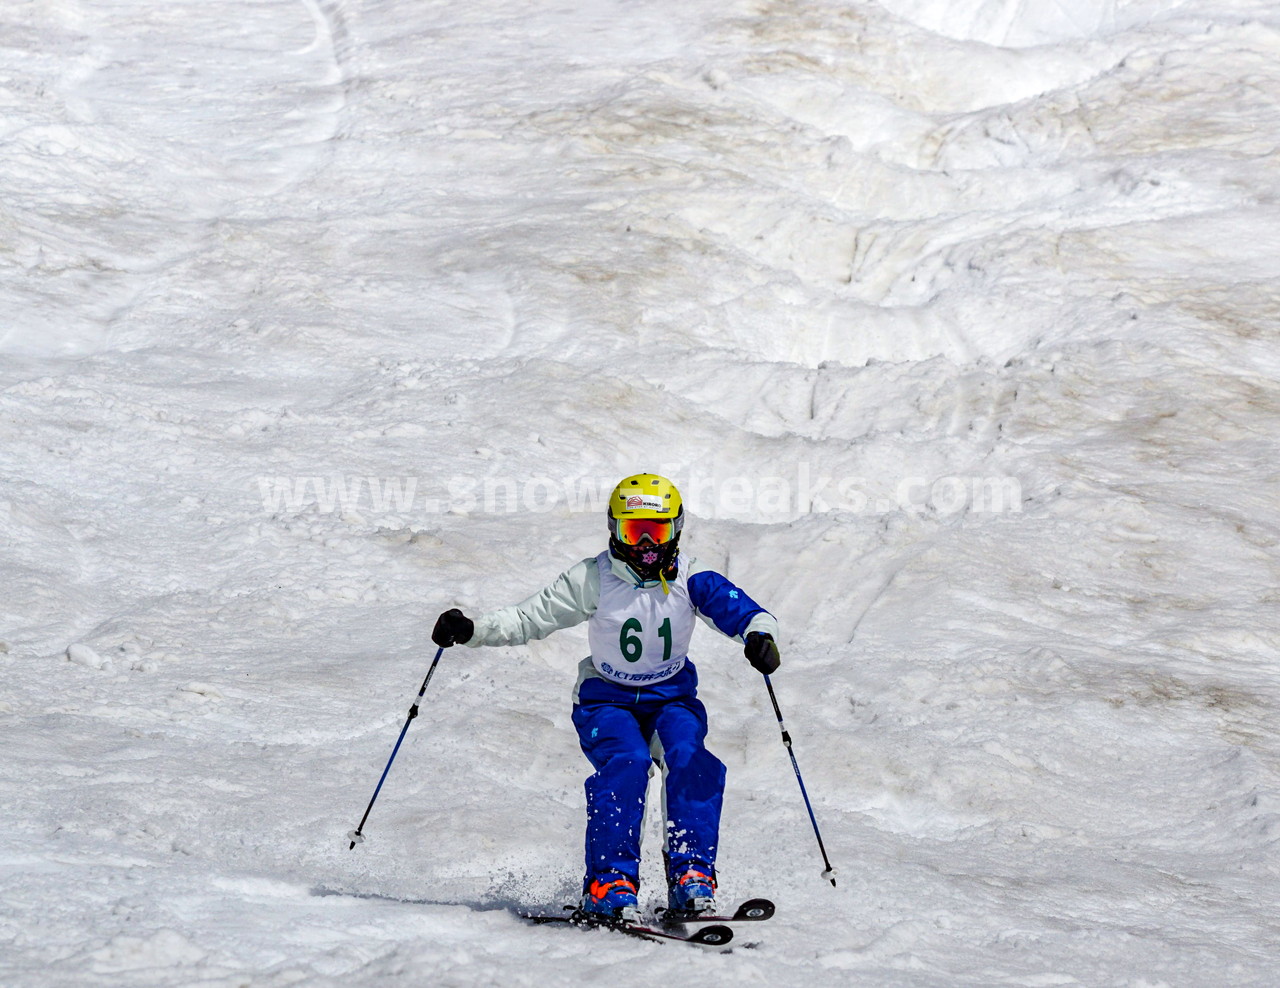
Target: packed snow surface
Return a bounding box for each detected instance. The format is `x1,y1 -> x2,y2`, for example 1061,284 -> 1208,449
3,0 -> 1279,984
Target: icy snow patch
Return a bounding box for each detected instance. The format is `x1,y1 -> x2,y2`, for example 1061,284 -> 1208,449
878,0 -> 1190,47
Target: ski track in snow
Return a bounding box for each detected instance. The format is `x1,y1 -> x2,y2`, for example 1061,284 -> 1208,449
3,0 -> 1280,985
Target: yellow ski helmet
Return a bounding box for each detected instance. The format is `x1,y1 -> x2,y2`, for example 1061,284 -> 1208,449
607,474 -> 684,584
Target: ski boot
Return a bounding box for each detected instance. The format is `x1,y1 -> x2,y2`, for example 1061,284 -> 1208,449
666,867 -> 716,919
576,875 -> 640,925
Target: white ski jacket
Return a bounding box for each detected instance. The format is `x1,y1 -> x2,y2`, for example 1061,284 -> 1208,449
464,552 -> 779,694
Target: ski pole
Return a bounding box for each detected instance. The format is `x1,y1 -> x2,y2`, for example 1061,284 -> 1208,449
763,674 -> 837,886
348,646 -> 445,849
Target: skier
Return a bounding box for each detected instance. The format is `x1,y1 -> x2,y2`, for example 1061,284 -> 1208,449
430,473 -> 781,923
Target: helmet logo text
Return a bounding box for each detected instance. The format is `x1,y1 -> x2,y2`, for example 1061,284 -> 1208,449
624,495 -> 665,511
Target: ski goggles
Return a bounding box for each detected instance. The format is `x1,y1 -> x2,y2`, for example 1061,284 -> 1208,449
612,516 -> 677,546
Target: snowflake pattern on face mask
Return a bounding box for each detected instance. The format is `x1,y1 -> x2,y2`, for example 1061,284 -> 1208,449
610,532 -> 679,583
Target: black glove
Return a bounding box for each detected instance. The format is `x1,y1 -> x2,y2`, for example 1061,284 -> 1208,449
744,632 -> 780,675
432,608 -> 474,647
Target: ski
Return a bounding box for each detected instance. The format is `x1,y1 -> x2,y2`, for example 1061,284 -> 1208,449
523,910 -> 734,946
658,897 -> 776,926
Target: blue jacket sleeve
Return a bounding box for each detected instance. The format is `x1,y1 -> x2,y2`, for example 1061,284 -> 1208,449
687,570 -> 770,639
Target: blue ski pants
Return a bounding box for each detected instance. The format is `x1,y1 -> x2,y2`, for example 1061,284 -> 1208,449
571,663 -> 726,889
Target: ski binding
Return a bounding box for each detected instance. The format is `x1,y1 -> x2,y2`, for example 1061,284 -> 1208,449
523,908 -> 734,946
659,896 -> 775,926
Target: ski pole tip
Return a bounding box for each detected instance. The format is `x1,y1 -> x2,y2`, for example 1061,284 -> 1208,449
822,867 -> 837,886
347,830 -> 365,849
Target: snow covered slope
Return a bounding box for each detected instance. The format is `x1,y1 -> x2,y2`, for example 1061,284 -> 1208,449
2,0 -> 1278,984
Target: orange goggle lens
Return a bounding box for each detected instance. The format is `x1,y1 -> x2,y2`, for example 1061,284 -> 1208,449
614,517 -> 676,546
